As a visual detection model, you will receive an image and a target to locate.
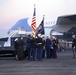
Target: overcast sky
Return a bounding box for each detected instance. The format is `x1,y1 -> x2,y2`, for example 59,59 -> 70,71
0,0 -> 76,38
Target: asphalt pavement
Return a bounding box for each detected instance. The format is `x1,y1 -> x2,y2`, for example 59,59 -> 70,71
0,49 -> 76,75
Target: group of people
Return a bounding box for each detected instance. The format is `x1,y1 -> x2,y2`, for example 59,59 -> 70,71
14,34 -> 76,61
14,34 -> 58,61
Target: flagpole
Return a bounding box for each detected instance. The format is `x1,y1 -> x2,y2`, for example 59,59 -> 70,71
43,15 -> 45,36
31,4 -> 36,38
42,15 -> 45,37
43,15 -> 45,19
34,4 -> 36,37
34,4 -> 35,8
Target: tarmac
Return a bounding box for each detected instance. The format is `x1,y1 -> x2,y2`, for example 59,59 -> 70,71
0,49 -> 76,75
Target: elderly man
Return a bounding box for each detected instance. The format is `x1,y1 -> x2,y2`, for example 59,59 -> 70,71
45,35 -> 52,58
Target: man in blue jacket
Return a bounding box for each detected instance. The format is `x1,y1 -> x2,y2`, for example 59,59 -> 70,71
45,36 -> 52,58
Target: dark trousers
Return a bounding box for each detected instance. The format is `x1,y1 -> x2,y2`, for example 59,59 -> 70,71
72,47 -> 76,58
42,50 -> 45,58
52,48 -> 57,58
50,48 -> 53,58
32,48 -> 36,60
46,47 -> 51,58
37,48 -> 42,61
27,48 -> 31,60
17,46 -> 24,60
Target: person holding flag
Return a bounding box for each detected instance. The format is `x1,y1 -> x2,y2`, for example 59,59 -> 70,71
36,15 -> 45,59
31,4 -> 37,60
31,5 -> 45,60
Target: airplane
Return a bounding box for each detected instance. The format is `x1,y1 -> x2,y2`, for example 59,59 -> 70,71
0,14 -> 76,55
44,14 -> 76,40
0,18 -> 32,55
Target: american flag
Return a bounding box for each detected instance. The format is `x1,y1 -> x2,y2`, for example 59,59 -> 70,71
31,5 -> 36,36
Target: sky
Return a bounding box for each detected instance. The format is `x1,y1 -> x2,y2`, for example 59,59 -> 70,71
0,0 -> 76,38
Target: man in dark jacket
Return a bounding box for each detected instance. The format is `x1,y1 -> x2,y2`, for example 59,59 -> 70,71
36,34 -> 43,61
72,35 -> 76,58
26,35 -> 32,60
17,36 -> 25,60
31,36 -> 37,61
14,38 -> 19,60
52,36 -> 58,58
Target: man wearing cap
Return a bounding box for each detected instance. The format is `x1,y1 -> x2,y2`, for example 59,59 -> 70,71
36,34 -> 43,61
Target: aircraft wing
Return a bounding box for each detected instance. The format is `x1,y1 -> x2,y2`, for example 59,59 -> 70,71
48,24 -> 76,33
